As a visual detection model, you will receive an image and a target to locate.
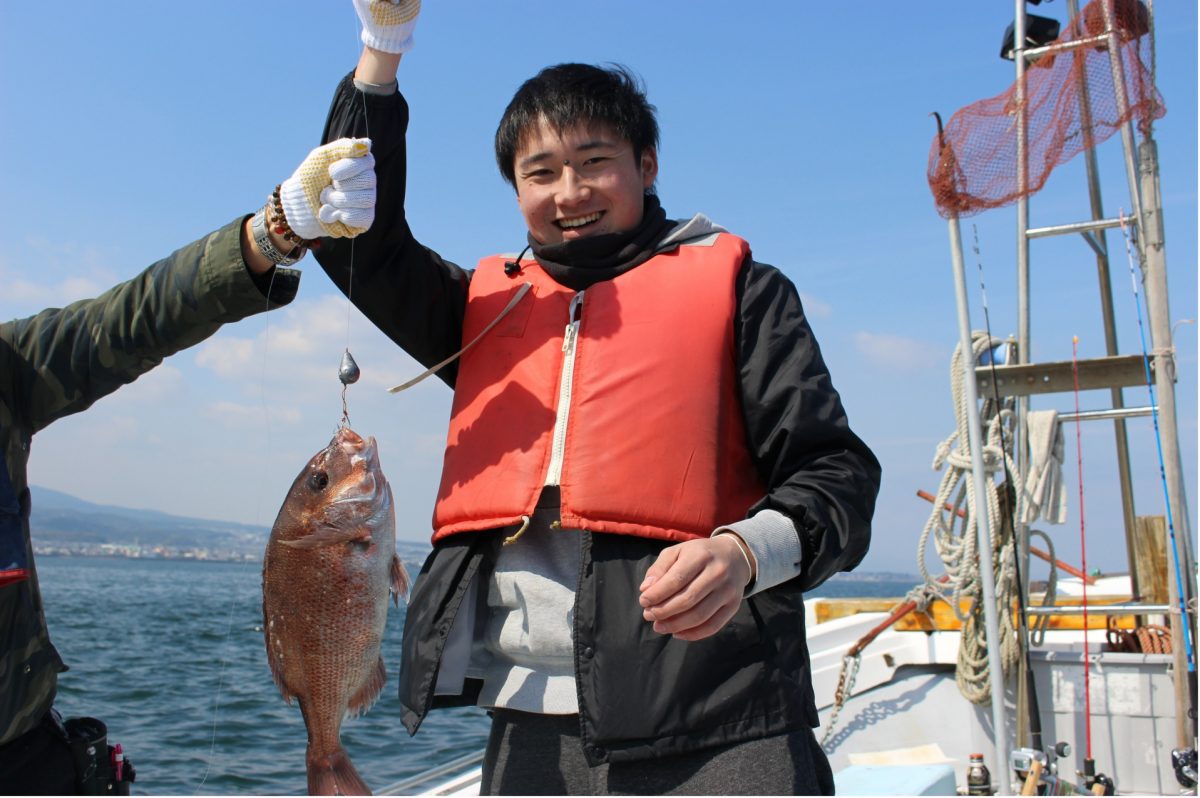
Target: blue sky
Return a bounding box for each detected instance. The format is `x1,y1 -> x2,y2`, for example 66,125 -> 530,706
1,2 -> 1194,577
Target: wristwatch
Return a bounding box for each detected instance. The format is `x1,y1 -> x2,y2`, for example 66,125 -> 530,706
251,206 -> 305,266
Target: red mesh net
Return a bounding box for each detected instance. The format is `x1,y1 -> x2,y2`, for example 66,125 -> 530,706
927,0 -> 1164,219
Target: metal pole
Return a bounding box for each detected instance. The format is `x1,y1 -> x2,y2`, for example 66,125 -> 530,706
1136,137 -> 1197,744
1012,0 -> 1039,766
949,215 -> 1012,795
1014,0 -> 1032,554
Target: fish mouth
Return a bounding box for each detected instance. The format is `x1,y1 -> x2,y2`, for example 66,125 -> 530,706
336,429 -> 380,470
327,430 -> 385,507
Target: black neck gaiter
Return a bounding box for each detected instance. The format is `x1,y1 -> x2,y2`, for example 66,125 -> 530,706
527,195 -> 673,291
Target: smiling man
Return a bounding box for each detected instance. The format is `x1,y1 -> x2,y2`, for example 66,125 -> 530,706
310,2 -> 881,795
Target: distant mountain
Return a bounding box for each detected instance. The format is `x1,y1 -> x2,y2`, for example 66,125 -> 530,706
30,486 -> 271,558
29,486 -> 433,563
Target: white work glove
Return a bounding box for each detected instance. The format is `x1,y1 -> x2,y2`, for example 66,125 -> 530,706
279,138 -> 376,240
353,0 -> 421,54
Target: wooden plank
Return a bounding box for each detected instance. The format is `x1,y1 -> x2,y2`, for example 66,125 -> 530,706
812,598 -> 902,625
975,354 -> 1153,397
810,593 -> 1151,632
892,595 -> 1140,632
1132,515 -> 1169,604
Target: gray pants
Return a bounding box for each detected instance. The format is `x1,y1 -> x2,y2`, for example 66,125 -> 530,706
481,709 -> 834,795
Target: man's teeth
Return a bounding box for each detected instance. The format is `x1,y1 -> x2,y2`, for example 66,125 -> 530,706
558,212 -> 602,229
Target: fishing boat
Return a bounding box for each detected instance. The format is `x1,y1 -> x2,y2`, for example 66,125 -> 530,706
389,1 -> 1195,794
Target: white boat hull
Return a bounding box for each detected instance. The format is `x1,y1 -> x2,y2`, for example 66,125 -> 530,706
810,607 -> 1182,795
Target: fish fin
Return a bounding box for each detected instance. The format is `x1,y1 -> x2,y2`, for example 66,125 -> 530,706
307,746 -> 372,796
390,555 -> 411,606
346,656 -> 386,718
280,525 -> 372,550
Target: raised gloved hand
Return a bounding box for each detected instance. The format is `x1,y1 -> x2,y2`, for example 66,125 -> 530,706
279,138 -> 376,240
353,0 -> 421,55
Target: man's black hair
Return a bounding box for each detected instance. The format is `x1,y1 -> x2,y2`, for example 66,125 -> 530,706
495,63 -> 659,189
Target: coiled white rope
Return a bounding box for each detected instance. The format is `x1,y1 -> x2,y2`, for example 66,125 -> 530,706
917,331 -> 1022,704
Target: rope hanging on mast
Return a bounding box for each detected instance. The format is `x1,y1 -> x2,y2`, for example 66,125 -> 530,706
917,331 -> 1022,705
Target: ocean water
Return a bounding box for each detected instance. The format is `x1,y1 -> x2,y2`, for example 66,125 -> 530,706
36,554 -> 917,795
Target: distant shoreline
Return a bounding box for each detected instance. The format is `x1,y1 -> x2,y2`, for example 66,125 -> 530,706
33,546 -> 260,564
31,547 -> 918,583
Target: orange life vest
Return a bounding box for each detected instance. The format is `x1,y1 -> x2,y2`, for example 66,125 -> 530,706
431,232 -> 766,543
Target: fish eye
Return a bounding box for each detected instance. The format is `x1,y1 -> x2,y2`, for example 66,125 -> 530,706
308,470 -> 329,492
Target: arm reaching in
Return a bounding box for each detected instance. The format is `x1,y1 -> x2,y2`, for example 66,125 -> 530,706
352,0 -> 420,84
354,0 -> 420,55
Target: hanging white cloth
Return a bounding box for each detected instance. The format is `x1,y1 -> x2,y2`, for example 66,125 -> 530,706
1021,409 -> 1067,524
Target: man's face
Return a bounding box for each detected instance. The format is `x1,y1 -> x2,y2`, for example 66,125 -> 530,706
513,118 -> 658,246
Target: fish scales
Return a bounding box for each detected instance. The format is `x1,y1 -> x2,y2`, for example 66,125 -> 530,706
263,427 -> 409,796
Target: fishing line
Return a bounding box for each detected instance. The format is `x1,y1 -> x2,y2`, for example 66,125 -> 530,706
1070,335 -> 1094,760
205,9 -> 374,785
338,86 -> 372,429
337,13 -> 377,430
1117,211 -> 1196,672
197,257 -> 283,791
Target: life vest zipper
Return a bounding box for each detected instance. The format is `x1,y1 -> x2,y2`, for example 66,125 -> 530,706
545,290 -> 584,486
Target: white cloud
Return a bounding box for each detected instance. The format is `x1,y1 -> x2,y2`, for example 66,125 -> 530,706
204,400 -> 302,427
798,292 -> 833,319
118,364 -> 185,403
853,331 -> 939,372
1,237 -> 124,318
195,337 -> 259,378
2,275 -> 108,312
193,296 -> 424,397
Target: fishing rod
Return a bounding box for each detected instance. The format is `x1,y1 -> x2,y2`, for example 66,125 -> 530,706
1069,336 -> 1096,771
971,225 -> 1044,755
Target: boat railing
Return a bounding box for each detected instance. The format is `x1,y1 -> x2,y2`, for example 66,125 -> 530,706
1025,603 -> 1172,617
378,750 -> 485,796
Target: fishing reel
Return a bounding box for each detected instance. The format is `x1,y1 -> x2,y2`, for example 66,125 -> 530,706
1010,742 -> 1069,778
1080,755 -> 1115,796
1009,747 -> 1047,779
1173,748 -> 1197,791
1011,743 -> 1115,795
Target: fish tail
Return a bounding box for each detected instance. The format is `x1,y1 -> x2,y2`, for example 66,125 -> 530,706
306,746 -> 372,796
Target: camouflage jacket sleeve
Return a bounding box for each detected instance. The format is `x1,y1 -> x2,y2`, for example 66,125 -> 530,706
1,216 -> 300,435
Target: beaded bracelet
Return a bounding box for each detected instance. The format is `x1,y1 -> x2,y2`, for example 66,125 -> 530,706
268,184 -> 320,250
251,206 -> 305,267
